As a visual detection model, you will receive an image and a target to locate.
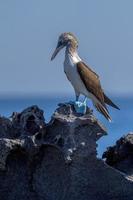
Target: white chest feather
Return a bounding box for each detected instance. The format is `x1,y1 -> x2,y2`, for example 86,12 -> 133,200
64,52 -> 88,95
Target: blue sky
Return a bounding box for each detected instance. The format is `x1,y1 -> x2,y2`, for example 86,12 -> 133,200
0,0 -> 133,96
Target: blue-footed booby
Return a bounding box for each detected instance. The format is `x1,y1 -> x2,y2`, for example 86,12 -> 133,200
51,32 -> 120,121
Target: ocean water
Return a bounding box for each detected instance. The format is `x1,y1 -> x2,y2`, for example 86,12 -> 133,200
0,95 -> 132,157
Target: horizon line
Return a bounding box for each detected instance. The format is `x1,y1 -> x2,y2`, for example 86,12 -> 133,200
0,92 -> 132,99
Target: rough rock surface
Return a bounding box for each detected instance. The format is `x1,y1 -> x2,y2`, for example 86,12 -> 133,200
0,103 -> 133,200
103,133 -> 133,181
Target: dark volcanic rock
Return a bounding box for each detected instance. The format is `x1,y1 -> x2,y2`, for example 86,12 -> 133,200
103,133 -> 133,181
0,116 -> 13,138
0,103 -> 133,200
11,105 -> 45,136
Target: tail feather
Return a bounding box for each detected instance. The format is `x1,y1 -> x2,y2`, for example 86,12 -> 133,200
95,103 -> 112,122
104,93 -> 120,110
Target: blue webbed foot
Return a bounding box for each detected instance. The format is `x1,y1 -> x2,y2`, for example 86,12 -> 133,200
74,101 -> 87,114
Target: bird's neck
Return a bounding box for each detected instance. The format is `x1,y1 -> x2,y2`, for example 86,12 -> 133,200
65,44 -> 81,64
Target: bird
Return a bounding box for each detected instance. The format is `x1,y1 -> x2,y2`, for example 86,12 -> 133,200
51,32 -> 120,121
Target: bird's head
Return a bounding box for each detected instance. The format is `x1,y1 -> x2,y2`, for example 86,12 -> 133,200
51,32 -> 78,60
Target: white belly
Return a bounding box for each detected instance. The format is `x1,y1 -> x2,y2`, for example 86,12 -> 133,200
64,54 -> 89,96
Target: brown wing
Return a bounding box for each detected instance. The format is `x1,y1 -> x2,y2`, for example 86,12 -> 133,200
103,93 -> 120,110
77,61 -> 105,106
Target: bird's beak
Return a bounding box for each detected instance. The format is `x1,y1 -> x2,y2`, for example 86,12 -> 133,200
51,44 -> 64,61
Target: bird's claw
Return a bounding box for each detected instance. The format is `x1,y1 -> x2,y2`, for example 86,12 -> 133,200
74,101 -> 87,114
